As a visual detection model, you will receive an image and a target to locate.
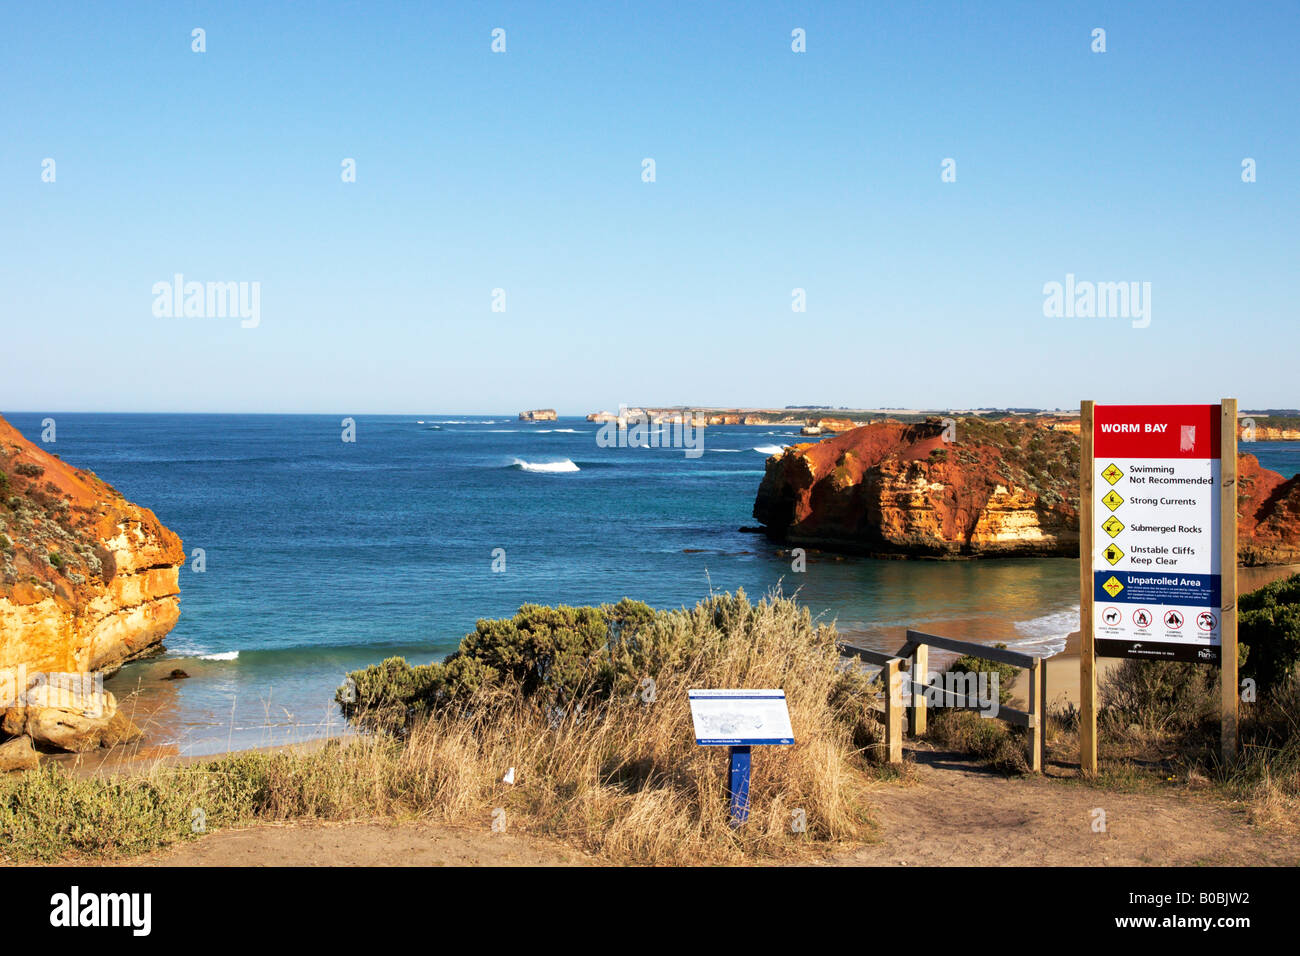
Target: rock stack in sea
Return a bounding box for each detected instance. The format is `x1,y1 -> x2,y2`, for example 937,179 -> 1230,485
754,417 -> 1300,562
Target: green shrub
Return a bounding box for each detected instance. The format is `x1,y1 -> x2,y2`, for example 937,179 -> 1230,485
339,598 -> 659,729
929,710 -> 1028,773
13,462 -> 44,479
1240,573 -> 1300,693
1101,659 -> 1217,734
946,645 -> 1019,705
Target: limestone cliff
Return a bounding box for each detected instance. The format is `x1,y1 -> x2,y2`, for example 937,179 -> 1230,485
0,414 -> 184,676
753,418 -> 1300,562
754,419 -> 1079,557
1237,454 -> 1300,566
519,409 -> 558,422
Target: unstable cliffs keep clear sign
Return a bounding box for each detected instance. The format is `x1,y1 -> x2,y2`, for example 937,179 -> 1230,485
1092,405 -> 1223,663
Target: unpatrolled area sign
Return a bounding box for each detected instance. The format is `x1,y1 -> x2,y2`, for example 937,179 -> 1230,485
1091,404 -> 1223,662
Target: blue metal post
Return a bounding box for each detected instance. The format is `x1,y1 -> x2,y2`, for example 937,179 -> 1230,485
727,745 -> 752,827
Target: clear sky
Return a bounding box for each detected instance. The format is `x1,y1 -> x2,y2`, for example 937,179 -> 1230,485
2,1 -> 1296,415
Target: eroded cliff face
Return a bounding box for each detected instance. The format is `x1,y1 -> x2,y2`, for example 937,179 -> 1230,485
754,418 -> 1300,562
1237,454 -> 1300,566
754,419 -> 1079,557
0,414 -> 184,676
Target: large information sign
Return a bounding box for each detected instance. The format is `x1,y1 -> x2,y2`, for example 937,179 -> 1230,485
1091,404 -> 1223,662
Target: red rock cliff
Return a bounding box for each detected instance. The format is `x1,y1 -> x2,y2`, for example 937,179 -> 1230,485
753,418 -> 1300,563
1237,454 -> 1300,566
0,414 -> 184,675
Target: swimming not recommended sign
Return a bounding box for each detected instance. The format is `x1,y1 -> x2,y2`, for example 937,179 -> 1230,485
1091,404 -> 1223,662
688,689 -> 795,746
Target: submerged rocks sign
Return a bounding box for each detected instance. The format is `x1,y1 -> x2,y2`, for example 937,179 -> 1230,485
1079,400 -> 1240,771
1089,404 -> 1225,663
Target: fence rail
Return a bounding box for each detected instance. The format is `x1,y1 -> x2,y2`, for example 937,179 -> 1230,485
838,628 -> 1049,772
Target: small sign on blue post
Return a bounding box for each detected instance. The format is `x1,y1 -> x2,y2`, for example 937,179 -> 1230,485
688,689 -> 795,827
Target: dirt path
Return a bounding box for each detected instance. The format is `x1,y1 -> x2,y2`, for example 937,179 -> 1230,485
835,749 -> 1300,867
121,750 -> 1298,867
131,821 -> 591,867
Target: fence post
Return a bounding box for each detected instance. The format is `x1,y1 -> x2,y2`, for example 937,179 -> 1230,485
1027,658 -> 1042,773
1039,657 -> 1048,772
909,644 -> 928,737
883,658 -> 903,764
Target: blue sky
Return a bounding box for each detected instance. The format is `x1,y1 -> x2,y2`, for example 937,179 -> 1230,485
2,1 -> 1296,414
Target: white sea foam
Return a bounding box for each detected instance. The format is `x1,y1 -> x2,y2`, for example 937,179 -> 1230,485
753,444 -> 788,455
511,458 -> 580,473
197,651 -> 240,661
1010,606 -> 1078,656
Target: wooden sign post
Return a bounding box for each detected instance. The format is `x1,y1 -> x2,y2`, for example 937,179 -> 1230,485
1080,401 -> 1097,774
1220,399 -> 1239,766
1079,400 -> 1238,774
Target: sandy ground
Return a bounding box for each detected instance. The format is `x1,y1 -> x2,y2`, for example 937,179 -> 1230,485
120,747 -> 1299,867
835,749 -> 1300,867
129,821 -> 591,867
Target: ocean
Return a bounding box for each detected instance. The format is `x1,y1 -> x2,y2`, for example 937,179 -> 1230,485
6,413 -> 1297,755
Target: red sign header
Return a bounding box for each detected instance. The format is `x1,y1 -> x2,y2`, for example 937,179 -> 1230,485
1093,404 -> 1221,459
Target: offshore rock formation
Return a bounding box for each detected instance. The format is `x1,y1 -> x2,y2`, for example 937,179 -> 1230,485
754,418 -> 1300,562
519,409 -> 558,422
754,419 -> 1079,557
0,413 -> 183,754
1237,454 -> 1300,566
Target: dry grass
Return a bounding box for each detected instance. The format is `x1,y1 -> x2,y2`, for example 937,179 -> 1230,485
0,591 -> 884,864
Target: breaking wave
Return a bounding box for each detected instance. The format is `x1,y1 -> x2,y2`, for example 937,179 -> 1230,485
510,458 -> 580,473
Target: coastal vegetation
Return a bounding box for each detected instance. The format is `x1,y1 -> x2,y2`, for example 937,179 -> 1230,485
3,579 -> 1299,862
0,591 -> 885,864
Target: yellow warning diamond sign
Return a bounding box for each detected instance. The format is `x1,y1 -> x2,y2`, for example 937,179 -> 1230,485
1103,544 -> 1124,566
1101,575 -> 1124,597
1102,490 -> 1124,511
1101,515 -> 1124,538
1102,463 -> 1124,485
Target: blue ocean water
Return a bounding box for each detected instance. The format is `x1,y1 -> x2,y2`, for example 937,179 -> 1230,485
6,413 -> 1294,755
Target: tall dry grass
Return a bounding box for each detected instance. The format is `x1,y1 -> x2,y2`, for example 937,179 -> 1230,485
0,590 -> 882,864
358,590 -> 879,862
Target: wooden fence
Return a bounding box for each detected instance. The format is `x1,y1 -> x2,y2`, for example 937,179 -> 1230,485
838,629 -> 1048,772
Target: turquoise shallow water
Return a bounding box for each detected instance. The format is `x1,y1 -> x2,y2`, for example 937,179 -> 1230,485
5,413 -> 1294,755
